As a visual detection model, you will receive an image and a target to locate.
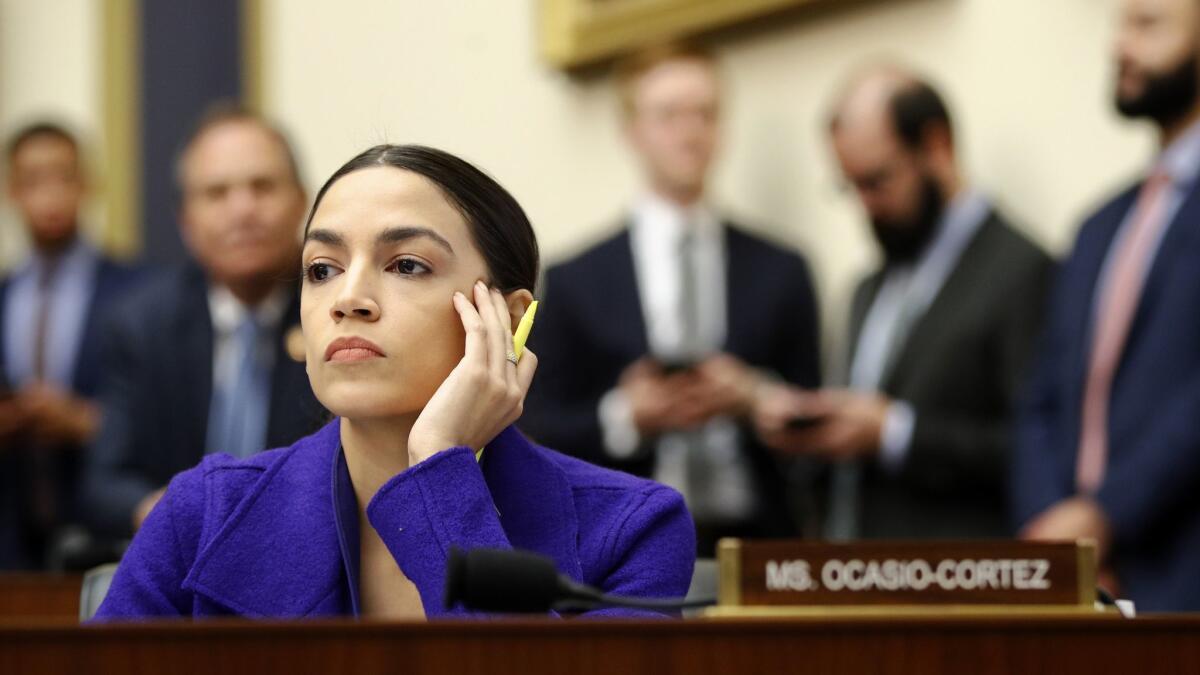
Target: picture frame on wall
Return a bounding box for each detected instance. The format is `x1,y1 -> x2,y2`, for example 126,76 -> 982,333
540,0 -> 831,69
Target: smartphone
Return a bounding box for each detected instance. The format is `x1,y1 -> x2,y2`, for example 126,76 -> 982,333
657,358 -> 697,375
786,414 -> 828,430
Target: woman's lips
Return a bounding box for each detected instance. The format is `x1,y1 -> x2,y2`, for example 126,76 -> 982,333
325,336 -> 386,362
329,348 -> 382,363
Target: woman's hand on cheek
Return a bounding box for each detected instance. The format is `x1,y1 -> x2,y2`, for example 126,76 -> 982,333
407,280 -> 538,467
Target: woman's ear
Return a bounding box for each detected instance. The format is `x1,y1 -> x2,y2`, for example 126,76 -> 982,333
504,289 -> 535,332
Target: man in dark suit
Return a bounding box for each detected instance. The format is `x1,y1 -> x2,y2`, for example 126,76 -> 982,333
755,67 -> 1053,540
84,106 -> 323,538
0,123 -> 143,569
523,43 -> 821,554
1016,0 -> 1200,611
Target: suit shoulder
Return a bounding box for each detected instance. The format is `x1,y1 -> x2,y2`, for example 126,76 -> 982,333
1086,182 -> 1141,221
982,214 -> 1053,268
725,224 -> 817,304
725,222 -> 812,268
97,256 -> 152,285
546,229 -> 630,278
197,444 -> 292,476
109,265 -> 202,322
137,444 -> 293,582
541,230 -> 633,309
175,445 -> 295,515
1074,183 -> 1141,241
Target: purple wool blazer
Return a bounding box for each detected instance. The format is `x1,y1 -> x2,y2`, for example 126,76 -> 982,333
93,420 -> 696,619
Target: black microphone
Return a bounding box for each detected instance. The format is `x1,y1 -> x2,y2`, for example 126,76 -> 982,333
444,546 -> 714,613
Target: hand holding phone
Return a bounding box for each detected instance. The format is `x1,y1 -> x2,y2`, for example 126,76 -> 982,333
656,358 -> 697,375
785,413 -> 829,430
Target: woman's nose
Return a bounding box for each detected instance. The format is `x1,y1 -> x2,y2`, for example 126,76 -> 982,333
330,274 -> 381,322
331,303 -> 378,321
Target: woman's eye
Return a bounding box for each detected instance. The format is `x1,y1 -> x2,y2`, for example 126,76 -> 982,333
305,262 -> 338,283
387,258 -> 430,276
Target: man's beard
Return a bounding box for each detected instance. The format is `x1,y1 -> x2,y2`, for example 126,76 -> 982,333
1116,51 -> 1200,126
870,175 -> 945,266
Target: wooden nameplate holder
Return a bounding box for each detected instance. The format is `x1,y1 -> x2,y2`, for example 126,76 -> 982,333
707,538 -> 1112,618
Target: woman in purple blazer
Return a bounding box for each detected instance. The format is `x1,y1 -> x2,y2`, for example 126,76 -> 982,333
94,145 -> 696,620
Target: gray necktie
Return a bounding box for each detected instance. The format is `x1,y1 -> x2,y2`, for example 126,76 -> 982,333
207,315 -> 271,458
678,228 -> 719,518
677,228 -> 704,358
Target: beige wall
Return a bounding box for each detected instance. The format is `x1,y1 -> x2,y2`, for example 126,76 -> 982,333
261,0 -> 1154,358
0,0 -> 1160,359
0,0 -> 103,268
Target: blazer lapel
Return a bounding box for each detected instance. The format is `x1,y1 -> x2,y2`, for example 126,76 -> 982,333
266,284 -> 322,447
171,267 -> 215,455
845,272 -> 885,380
721,225 -> 765,357
72,260 -> 132,397
722,226 -> 745,354
482,427 -> 583,581
0,280 -> 10,391
182,421 -> 344,617
1122,179 -> 1200,354
612,227 -> 651,358
1062,187 -> 1141,406
880,215 -> 1001,391
70,261 -> 109,396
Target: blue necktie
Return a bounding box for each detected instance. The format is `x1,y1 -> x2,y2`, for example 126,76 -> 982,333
207,315 -> 271,459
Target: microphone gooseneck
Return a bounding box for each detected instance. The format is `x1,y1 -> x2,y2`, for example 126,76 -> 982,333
444,547 -> 714,613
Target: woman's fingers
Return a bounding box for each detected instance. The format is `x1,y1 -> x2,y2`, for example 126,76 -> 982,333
515,348 -> 538,393
489,288 -> 519,379
474,281 -> 507,382
463,283 -> 537,428
510,348 -> 538,422
453,290 -> 487,367
490,288 -> 516,345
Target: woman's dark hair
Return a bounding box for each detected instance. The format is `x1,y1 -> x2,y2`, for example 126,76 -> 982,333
306,144 -> 539,294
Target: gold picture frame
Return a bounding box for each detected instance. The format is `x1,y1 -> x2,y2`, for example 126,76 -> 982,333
540,0 -> 830,69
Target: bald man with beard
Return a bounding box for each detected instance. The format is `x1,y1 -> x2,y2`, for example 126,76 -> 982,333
754,67 -> 1053,542
1016,0 -> 1200,611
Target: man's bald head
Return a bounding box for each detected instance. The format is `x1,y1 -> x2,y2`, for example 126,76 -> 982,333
826,66 -> 959,265
828,66 -> 954,156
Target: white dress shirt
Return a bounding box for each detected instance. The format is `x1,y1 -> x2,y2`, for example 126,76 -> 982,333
206,283 -> 290,453
597,193 -> 757,522
3,237 -> 100,390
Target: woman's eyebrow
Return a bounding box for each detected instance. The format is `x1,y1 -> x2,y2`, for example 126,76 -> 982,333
378,226 -> 455,255
304,228 -> 345,248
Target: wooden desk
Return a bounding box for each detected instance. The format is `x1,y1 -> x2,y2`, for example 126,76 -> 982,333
0,575 -> 80,620
2,615 -> 1199,675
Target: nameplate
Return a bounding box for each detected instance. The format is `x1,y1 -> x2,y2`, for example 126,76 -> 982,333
717,539 -> 1097,608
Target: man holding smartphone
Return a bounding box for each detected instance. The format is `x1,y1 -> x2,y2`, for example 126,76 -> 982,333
755,66 -> 1053,541
524,42 -> 821,553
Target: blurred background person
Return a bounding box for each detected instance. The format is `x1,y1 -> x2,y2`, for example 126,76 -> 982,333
755,67 -> 1053,540
0,122 -> 143,569
83,106 -> 323,541
523,43 -> 822,555
1016,0 -> 1200,611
